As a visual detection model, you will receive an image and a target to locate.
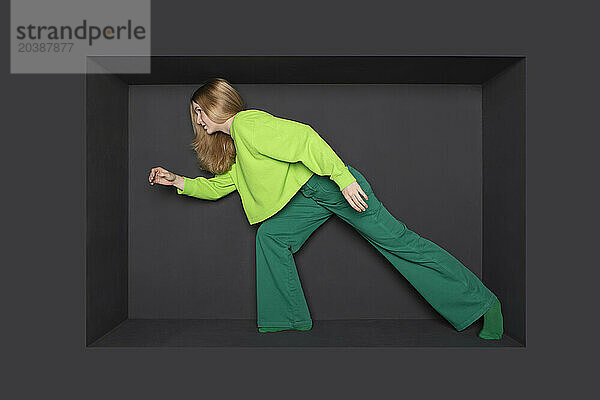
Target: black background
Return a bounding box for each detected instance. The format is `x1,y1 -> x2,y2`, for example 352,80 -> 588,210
3,0 -> 597,397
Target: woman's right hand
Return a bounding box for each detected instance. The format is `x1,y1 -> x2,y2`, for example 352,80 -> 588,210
149,166 -> 177,186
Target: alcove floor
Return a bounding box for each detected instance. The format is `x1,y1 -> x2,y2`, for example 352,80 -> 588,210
89,318 -> 523,347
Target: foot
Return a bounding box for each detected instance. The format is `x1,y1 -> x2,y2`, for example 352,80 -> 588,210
478,297 -> 504,340
258,325 -> 312,333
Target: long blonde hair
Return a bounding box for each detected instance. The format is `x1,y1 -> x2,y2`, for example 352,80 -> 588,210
188,78 -> 244,175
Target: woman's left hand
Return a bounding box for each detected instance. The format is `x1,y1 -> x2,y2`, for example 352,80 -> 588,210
341,181 -> 369,212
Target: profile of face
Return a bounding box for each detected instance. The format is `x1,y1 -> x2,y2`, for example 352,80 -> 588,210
192,101 -> 217,135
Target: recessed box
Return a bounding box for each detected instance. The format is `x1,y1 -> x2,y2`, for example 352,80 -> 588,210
86,56 -> 526,347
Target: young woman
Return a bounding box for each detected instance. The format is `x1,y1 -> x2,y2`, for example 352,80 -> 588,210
148,78 -> 504,339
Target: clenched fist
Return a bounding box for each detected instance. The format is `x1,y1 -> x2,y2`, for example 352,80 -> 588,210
149,166 -> 177,186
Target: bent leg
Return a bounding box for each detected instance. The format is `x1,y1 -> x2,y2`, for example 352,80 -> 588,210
255,182 -> 333,332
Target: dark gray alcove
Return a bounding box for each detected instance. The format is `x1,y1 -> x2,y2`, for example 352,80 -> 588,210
86,56 -> 525,347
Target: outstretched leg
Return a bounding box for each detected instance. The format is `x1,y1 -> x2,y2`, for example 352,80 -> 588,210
255,179 -> 333,332
304,165 -> 502,337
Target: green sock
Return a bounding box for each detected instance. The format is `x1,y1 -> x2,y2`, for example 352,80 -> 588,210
258,325 -> 312,333
478,297 -> 504,340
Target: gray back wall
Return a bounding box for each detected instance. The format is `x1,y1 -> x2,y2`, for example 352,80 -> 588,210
129,84 -> 482,319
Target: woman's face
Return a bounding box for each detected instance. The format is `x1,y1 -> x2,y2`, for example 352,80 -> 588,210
192,101 -> 216,134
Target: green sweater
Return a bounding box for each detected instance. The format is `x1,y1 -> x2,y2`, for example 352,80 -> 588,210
176,109 -> 357,225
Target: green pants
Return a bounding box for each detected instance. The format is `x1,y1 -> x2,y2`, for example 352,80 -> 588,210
255,164 -> 498,331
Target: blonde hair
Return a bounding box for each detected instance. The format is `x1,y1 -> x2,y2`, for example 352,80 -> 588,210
188,78 -> 244,175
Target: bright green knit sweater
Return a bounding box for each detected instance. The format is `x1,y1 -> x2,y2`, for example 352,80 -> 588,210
176,109 -> 357,225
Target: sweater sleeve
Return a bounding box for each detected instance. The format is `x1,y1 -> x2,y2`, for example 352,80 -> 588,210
251,113 -> 357,191
176,166 -> 237,200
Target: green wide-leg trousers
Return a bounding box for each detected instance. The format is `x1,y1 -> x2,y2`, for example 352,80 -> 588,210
255,164 -> 498,332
